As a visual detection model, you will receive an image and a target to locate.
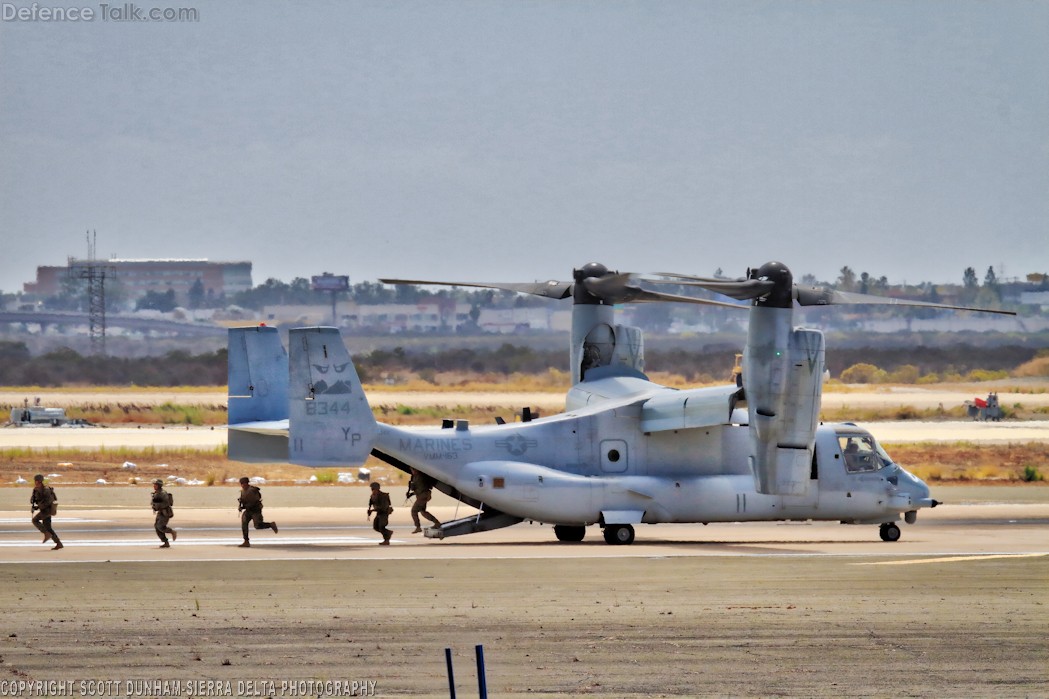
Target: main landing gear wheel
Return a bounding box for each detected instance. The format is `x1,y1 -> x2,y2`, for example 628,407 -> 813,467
554,525 -> 586,542
879,522 -> 901,542
603,524 -> 635,545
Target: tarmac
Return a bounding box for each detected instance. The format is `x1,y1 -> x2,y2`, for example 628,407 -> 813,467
1,485 -> 1048,563
0,486 -> 1046,697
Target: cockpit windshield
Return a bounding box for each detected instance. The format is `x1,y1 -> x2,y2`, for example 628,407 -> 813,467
839,434 -> 894,473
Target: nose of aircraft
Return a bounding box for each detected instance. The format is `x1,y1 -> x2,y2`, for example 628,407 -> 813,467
899,468 -> 939,509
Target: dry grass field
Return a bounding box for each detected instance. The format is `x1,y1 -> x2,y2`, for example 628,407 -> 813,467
0,442 -> 1047,490
1,381 -> 1047,486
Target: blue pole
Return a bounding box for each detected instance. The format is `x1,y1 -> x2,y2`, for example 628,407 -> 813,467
445,647 -> 456,699
475,644 -> 487,699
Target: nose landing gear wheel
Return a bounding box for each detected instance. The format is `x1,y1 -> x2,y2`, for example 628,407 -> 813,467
603,524 -> 635,545
879,522 -> 901,542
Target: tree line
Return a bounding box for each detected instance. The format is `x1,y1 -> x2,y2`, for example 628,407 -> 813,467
0,339 -> 1038,388
24,276 -> 551,313
0,342 -> 228,386
11,264 -> 1045,315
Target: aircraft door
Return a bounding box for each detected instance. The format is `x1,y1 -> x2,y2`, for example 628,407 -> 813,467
600,439 -> 629,474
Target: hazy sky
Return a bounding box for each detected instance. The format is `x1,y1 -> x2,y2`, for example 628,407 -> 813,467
2,0 -> 1046,294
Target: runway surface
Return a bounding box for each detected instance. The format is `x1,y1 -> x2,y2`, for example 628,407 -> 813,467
1,487 -> 1046,697
4,393 -> 1047,694
2,497 -> 1046,565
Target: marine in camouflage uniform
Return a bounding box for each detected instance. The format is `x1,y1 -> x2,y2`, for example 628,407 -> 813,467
237,477 -> 277,547
367,482 -> 393,545
407,467 -> 441,533
151,479 -> 177,547
30,474 -> 62,550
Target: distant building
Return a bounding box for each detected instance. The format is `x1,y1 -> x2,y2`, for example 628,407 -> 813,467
340,300 -> 470,333
259,304 -> 333,327
1020,291 -> 1049,312
24,259 -> 252,305
477,307 -> 570,333
248,302 -> 576,334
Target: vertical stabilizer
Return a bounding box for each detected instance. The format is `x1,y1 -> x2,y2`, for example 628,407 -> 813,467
228,326 -> 289,424
288,327 -> 377,466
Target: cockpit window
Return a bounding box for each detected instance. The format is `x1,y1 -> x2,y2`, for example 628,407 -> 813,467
839,435 -> 893,473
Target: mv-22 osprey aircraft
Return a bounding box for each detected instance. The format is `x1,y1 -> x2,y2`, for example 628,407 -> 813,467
228,261 -> 1014,545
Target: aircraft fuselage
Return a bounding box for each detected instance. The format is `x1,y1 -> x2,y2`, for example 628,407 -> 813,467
374,391 -> 930,528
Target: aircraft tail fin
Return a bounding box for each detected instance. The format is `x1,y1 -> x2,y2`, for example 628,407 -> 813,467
228,325 -> 289,424
288,327 -> 377,466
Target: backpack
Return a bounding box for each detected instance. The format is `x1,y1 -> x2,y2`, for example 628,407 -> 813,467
49,486 -> 58,516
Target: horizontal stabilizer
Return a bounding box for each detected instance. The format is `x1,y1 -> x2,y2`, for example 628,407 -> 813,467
230,419 -> 289,436
228,429 -> 289,463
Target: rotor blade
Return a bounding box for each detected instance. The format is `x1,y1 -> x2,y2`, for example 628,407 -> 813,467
652,272 -> 743,283
581,275 -> 745,309
578,272 -> 635,302
626,288 -> 750,309
795,286 -> 1017,316
647,277 -> 776,301
378,278 -> 573,300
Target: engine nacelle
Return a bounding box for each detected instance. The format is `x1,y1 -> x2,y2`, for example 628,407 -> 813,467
743,306 -> 825,495
571,301 -> 645,383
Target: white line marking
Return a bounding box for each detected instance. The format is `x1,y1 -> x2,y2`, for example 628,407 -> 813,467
0,536 -> 382,548
0,525 -> 375,535
854,553 -> 1048,565
0,518 -> 110,523
1,551 -> 1047,567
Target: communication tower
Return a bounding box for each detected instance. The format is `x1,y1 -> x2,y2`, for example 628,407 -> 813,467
67,231 -> 113,355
